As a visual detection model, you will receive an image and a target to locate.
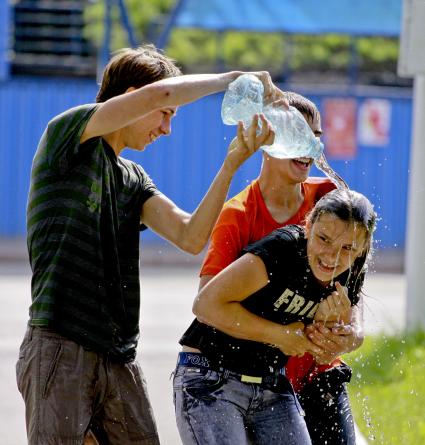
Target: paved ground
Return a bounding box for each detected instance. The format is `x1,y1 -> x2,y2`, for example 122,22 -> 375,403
0,262 -> 405,445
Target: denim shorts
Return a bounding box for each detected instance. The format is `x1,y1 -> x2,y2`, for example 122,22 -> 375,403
173,353 -> 312,445
16,326 -> 160,445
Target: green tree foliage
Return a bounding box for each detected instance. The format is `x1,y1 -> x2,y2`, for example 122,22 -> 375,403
84,1 -> 400,84
83,0 -> 175,49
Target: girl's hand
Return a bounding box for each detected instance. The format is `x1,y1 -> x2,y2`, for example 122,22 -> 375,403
275,322 -> 324,357
314,282 -> 351,323
305,322 -> 361,364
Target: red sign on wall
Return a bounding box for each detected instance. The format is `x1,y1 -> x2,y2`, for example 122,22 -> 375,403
323,98 -> 357,159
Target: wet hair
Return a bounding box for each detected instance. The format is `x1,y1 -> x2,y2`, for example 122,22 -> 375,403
282,91 -> 321,132
307,188 -> 377,291
96,44 -> 182,103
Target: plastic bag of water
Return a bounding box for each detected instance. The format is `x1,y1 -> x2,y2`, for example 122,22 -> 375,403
221,74 -> 264,126
221,74 -> 323,159
262,104 -> 323,159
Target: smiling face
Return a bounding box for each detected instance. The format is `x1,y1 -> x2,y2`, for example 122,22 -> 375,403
305,212 -> 367,285
125,106 -> 177,151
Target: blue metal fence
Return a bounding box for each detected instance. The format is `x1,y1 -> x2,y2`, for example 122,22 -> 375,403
0,76 -> 411,250
0,77 -> 97,235
307,89 -> 412,250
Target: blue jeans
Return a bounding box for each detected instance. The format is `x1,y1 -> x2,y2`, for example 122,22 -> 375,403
300,385 -> 356,445
173,360 -> 312,445
298,363 -> 356,444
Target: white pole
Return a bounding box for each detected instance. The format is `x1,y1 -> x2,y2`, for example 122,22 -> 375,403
405,74 -> 425,329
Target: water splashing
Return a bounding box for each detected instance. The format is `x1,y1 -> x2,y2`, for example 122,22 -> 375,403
314,153 -> 349,190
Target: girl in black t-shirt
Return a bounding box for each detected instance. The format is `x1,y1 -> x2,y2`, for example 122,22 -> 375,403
174,189 -> 376,445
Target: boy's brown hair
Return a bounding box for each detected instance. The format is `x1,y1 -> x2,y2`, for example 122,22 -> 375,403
283,91 -> 321,128
96,44 -> 182,103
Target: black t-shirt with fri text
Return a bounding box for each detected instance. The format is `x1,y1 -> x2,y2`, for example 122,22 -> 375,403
180,225 -> 362,376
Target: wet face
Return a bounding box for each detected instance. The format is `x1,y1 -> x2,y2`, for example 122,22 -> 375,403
285,111 -> 323,182
305,213 -> 367,285
126,107 -> 177,151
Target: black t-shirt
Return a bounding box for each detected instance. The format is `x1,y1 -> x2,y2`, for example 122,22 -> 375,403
180,225 -> 363,376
